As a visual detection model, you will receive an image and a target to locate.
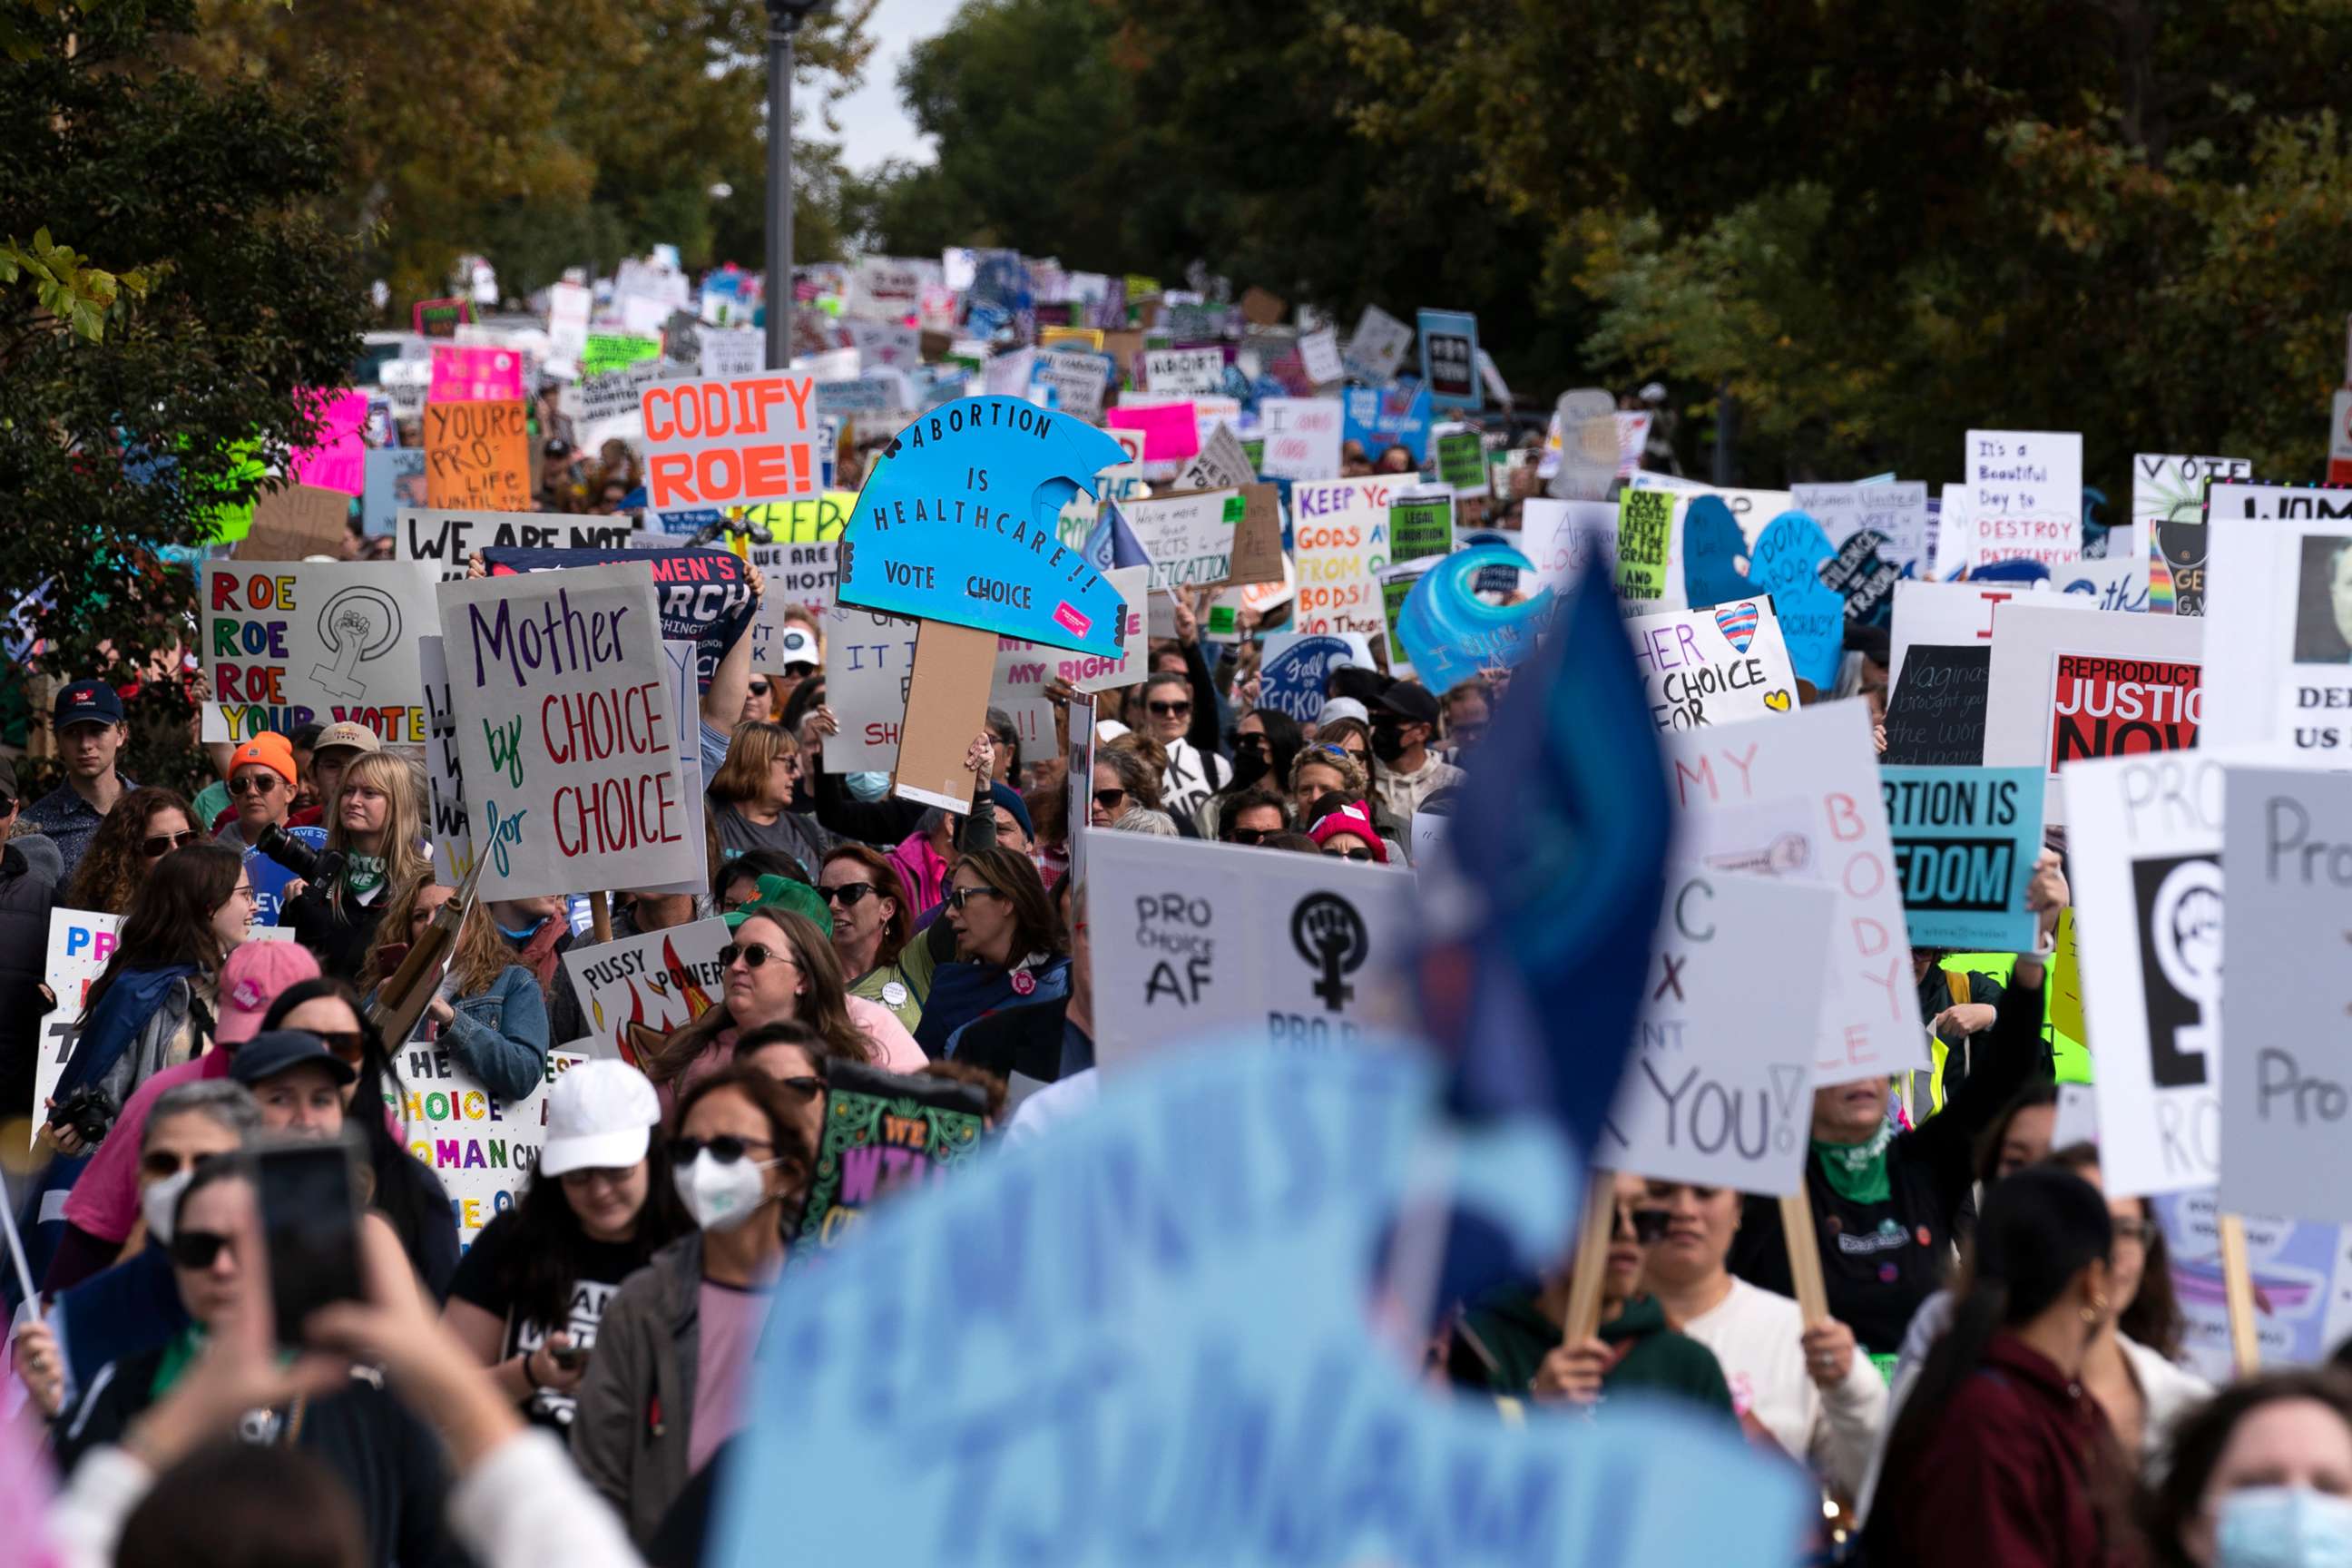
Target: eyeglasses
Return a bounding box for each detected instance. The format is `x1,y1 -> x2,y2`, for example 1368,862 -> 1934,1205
1613,1206 -> 1672,1245
748,681 -> 769,696
142,829 -> 198,858
1321,847 -> 1376,863
310,1030 -> 365,1066
2112,1218 -> 2160,1249
943,884 -> 1006,911
1093,788 -> 1127,811
140,1150 -> 205,1181
719,941 -> 793,971
821,882 -> 877,907
1228,827 -> 1274,846
170,1230 -> 235,1270
1148,701 -> 1191,718
228,775 -> 282,797
667,1133 -> 774,1166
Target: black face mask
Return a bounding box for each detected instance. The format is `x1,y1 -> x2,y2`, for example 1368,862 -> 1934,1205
1229,737 -> 1271,787
1370,723 -> 1411,764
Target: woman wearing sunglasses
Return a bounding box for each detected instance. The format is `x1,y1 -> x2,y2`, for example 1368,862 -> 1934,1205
61,785 -> 199,916
359,876 -> 551,1106
49,843 -> 256,1160
818,845 -> 921,1035
51,1153 -> 462,1568
13,1079 -> 262,1419
911,846 -> 1069,1061
1446,1171 -> 1734,1417
256,979 -> 464,1298
1196,707 -> 1304,842
1090,740 -> 1178,834
446,1060 -> 691,1433
281,753 -> 432,983
572,1066 -> 816,1547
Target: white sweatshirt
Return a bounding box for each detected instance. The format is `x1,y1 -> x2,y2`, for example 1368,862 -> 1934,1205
1680,1274 -> 1890,1497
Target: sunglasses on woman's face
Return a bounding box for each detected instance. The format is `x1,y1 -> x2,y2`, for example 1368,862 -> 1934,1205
1612,1206 -> 1673,1245
140,1150 -> 206,1181
142,829 -> 198,858
169,1230 -> 235,1270
720,941 -> 791,972
748,680 -> 769,696
310,1030 -> 366,1066
667,1133 -> 773,1166
1148,700 -> 1191,718
943,884 -> 1005,911
1320,847 -> 1376,863
821,882 -> 877,907
1228,827 -> 1273,846
1093,788 -> 1127,811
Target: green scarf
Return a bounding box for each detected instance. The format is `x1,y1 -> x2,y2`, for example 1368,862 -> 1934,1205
150,1323 -> 208,1400
1814,1121 -> 1894,1205
343,852 -> 387,898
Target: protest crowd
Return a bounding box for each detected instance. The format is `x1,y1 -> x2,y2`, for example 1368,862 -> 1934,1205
2,238 -> 2350,1568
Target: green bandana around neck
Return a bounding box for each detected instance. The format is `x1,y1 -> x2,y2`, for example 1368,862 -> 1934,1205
1814,1119 -> 1894,1205
343,852 -> 387,897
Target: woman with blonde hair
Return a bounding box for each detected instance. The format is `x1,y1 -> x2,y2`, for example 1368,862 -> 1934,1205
706,720 -> 833,877
362,874 -> 551,1103
282,751 -> 431,981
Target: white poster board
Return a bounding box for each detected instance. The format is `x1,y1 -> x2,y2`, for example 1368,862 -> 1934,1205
1962,427 -> 2083,570
556,916 -> 733,1063
1067,565 -> 1150,695
822,605 -> 923,771
2204,494 -> 2352,756
2219,766 -> 2352,1220
1142,348 -> 1225,397
200,560 -> 440,747
393,1046 -> 584,1244
1597,869 -> 1837,1194
1889,578 -> 2096,689
1258,397 -> 1344,482
2064,751 -> 2224,1196
1298,328 -> 1345,386
1343,305 -> 1414,384
1118,488 -> 1245,591
1660,701 -> 1927,1084
1983,601 -> 2204,818
1290,475 -> 1396,641
1623,601 -> 1800,732
2132,454 -> 2250,601
1519,499 -> 1619,595
418,635 -> 475,884
397,509 -> 634,581
1086,834 -> 1416,1068
436,562 -> 697,897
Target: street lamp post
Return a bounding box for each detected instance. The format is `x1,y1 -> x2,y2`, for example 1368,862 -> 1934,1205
764,0 -> 829,372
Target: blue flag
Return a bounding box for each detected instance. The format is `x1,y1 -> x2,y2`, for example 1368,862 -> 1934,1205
1415,568 -> 1671,1160
1080,499 -> 1153,574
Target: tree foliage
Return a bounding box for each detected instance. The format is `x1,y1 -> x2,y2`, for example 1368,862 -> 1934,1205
1,0 -> 368,686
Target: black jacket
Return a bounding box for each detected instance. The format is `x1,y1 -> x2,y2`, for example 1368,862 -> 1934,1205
55,1347 -> 462,1568
1729,975 -> 2051,1355
0,830 -> 61,1106
281,885 -> 388,984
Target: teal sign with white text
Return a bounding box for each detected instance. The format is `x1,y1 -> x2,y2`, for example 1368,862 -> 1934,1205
836,397 -> 1132,656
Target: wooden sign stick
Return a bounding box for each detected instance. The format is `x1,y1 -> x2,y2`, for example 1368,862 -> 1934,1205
2219,1212 -> 2262,1377
1559,1175 -> 1618,1347
1779,1191 -> 1831,1324
588,889 -> 614,946
892,619 -> 998,812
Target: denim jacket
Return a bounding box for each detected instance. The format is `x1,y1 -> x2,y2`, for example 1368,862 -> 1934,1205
376,965 -> 550,1106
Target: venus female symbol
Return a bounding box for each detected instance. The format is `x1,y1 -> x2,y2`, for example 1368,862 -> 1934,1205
309,584 -> 403,699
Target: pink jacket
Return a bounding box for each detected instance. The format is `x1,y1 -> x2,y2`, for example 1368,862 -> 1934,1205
887,830 -> 948,918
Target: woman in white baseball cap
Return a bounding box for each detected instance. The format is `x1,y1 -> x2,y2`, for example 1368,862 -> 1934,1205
443,1060 -> 691,1430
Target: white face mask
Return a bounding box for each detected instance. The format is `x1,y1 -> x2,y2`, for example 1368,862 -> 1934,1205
673,1151 -> 776,1233
2219,1485 -> 2352,1568
141,1166 -> 195,1246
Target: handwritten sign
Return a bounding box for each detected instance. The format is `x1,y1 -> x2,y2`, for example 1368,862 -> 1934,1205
2064,751 -> 2223,1196
1142,347 -> 1224,397
1661,701 -> 1926,1083
418,635 -> 475,885
2134,455 -> 2250,612
641,372 -> 819,511
1298,326 -> 1345,385
835,398 -> 1130,656
1117,488 -> 1247,590
558,917 -> 732,1064
1259,632 -> 1373,723
1880,765 -> 2043,950
479,545 -> 756,690
1963,428 -> 2083,570
1615,488 -> 1675,604
1258,397 -> 1343,480
201,562 -> 436,744
1344,303 -> 1415,382
1291,475 -> 1396,640
1623,602 -> 1798,731
1984,603 -> 2204,815
1520,499 -> 1618,594
423,400 -> 530,510
436,563 -> 694,897
1881,644 -> 1993,766
34,908 -> 117,1142
822,606 -> 924,771
1033,348 -> 1109,422
428,345 -> 524,404
1890,578 -> 2095,689
1601,870 -> 1835,1194
396,1048 -> 582,1244
398,508 -> 632,581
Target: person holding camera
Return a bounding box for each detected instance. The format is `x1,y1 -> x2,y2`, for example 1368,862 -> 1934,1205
281,754 -> 430,983
211,732 -> 328,929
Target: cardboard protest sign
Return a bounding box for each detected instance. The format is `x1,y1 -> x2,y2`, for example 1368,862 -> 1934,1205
423,400 -> 529,511
1387,488 -> 1455,564
398,508 -> 632,580
394,1047 -> 581,1244
2065,750 -> 2224,1195
289,388 -> 369,495
1881,644 -> 1994,766
558,916 -> 732,1064
2154,1192 -> 2352,1377
1291,475 -> 1396,641
1086,833 -> 1416,1066
791,1061 -> 987,1257
234,483 -> 351,563
1614,488 -> 1676,605
418,635 -> 475,884
1520,498 -> 1619,594
821,606 -> 923,771
1792,482 -> 1931,578
582,332 -> 661,376
1661,701 -> 1927,1083
1344,302 -> 1415,381
362,448 -> 426,538
743,541 -> 840,642
1963,428 -> 2083,570
1258,632 -> 1374,723
740,490 -> 858,544
833,397 -> 1130,658
2135,456 -> 2249,612
1624,600 -> 1799,732
1258,397 -> 1343,480
2052,554 -> 2151,612
1434,429 -> 1487,497
1116,487 -> 1250,590
1064,565 -> 1150,695
575,359 -> 663,432
377,358 -> 431,421
1298,326 -> 1345,385
641,372 -> 818,512
1032,348 -> 1108,422
1890,578 -> 2095,689
1171,423 -> 1255,492
1416,308 -> 1480,409
1142,347 -> 1224,397
1599,870 -> 1836,1194
479,544 -> 755,690
1104,402 -> 1200,462
698,328 -> 762,380
2204,499 -> 2352,755
1880,765 -> 2044,950
428,345 -> 524,404
436,562 -> 696,898
1983,602 -> 2203,814
2219,767 -> 2352,1221
201,562 -> 437,744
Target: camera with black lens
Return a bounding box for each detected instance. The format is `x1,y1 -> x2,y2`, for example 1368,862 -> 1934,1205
256,823 -> 345,888
47,1083 -> 116,1145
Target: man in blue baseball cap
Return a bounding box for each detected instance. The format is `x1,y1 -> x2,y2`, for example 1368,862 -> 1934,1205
22,679 -> 137,883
